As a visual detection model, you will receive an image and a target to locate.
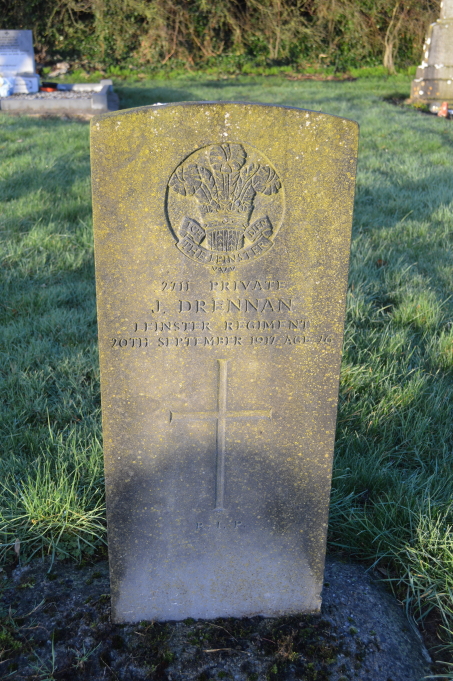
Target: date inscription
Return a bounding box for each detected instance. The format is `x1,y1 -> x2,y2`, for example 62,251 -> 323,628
111,334 -> 333,348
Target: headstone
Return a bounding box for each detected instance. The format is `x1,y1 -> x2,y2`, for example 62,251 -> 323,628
0,30 -> 39,94
0,30 -> 35,75
0,31 -> 117,113
411,0 -> 453,108
91,102 -> 358,623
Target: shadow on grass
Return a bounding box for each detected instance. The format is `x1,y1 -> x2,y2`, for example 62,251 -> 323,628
1,120 -> 91,233
353,166 -> 453,231
2,152 -> 89,203
117,85 -> 199,109
114,77 -> 350,109
115,80 -> 357,110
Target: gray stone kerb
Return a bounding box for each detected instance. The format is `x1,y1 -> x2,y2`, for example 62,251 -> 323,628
0,80 -> 118,115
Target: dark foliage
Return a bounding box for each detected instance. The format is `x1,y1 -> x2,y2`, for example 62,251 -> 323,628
0,0 -> 440,72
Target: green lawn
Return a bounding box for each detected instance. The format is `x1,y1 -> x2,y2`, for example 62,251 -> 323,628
1,74 -> 453,669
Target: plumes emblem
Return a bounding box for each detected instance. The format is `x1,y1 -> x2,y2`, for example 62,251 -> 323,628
167,143 -> 284,270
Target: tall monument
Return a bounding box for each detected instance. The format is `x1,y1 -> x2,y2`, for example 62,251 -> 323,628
411,0 -> 453,110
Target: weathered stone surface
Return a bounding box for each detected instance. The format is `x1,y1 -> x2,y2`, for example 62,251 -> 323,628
0,30 -> 35,76
411,0 -> 453,104
91,102 -> 358,623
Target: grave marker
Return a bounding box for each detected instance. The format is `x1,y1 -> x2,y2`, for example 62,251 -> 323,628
0,30 -> 39,93
411,0 -> 453,107
91,102 -> 358,622
0,30 -> 35,75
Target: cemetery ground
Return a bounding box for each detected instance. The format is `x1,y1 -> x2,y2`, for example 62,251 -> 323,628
0,73 -> 452,678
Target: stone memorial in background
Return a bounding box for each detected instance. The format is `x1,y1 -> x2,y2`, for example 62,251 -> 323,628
411,0 -> 453,109
0,30 -> 39,94
0,30 -> 118,113
91,102 -> 358,622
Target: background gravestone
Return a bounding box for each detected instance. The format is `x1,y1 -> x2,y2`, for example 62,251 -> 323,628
0,30 -> 39,93
411,0 -> 453,108
91,102 -> 358,623
0,29 -> 118,115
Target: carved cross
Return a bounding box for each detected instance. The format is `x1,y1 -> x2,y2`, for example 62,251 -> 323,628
170,359 -> 272,510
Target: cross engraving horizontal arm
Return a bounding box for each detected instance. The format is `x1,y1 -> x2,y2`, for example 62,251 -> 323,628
170,409 -> 272,421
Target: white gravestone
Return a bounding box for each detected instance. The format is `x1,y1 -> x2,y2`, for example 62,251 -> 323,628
0,30 -> 39,94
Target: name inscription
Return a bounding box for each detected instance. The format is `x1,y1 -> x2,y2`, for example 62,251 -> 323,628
178,298 -> 292,313
129,297 -> 293,315
107,281 -> 336,351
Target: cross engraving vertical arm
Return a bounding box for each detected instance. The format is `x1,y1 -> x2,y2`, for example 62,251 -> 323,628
170,359 -> 272,511
216,359 -> 228,511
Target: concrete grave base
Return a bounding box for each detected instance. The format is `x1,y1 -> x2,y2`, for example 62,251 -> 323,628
0,79 -> 119,115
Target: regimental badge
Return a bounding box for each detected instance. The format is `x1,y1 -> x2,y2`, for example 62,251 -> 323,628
166,143 -> 285,271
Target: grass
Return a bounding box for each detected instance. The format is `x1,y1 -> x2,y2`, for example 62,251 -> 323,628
1,74 -> 453,668
0,117 -> 104,565
48,62 -> 418,84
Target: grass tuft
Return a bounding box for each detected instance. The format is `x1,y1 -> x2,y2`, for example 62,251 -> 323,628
0,430 -> 105,565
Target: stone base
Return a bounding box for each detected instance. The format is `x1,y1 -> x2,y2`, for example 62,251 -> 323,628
411,15 -> 453,103
411,78 -> 453,102
0,79 -> 119,115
